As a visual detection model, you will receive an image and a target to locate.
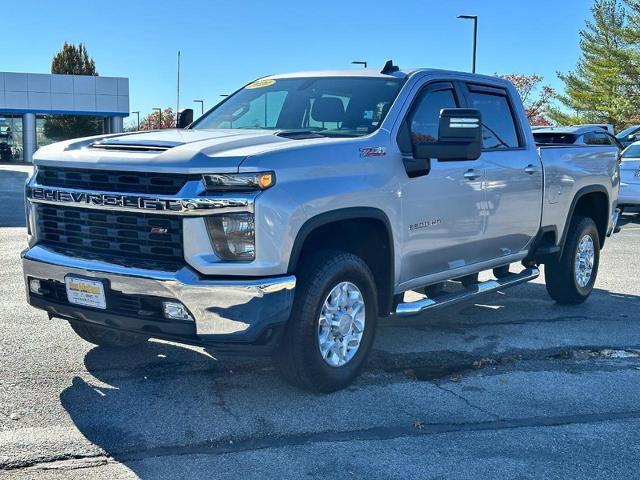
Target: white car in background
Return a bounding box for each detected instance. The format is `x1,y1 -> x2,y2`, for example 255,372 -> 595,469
619,142 -> 640,211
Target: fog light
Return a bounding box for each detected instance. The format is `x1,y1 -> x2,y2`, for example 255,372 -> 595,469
29,279 -> 42,294
163,302 -> 193,321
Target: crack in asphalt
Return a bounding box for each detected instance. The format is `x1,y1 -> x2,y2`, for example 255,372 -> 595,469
431,383 -> 501,420
8,409 -> 640,472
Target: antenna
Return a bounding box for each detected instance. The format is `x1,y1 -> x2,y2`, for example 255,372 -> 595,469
381,60 -> 399,75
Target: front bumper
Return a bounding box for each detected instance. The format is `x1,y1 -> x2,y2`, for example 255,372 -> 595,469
22,245 -> 296,349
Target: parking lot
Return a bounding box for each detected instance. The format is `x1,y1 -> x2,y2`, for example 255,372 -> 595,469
1,164 -> 640,479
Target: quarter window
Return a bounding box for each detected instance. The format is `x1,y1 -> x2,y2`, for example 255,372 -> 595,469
467,89 -> 520,149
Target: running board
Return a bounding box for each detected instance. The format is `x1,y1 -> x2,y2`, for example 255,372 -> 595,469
394,267 -> 540,317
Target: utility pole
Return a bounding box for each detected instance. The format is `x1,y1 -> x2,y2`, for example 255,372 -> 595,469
458,15 -> 478,73
194,99 -> 204,116
176,50 -> 181,127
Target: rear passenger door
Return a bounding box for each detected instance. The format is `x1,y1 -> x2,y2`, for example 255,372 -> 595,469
461,83 -> 543,260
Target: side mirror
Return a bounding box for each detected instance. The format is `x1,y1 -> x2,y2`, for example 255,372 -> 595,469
177,108 -> 194,129
413,108 -> 482,161
627,134 -> 636,142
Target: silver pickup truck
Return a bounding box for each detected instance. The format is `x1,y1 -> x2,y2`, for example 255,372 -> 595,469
22,63 -> 620,392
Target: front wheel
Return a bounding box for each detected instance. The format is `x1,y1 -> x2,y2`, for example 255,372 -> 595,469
545,216 -> 600,304
274,251 -> 378,393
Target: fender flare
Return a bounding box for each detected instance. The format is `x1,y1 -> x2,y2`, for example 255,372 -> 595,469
287,207 -> 395,315
558,185 -> 610,256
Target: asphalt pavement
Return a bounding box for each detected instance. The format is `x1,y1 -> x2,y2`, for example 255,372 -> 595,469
1,164 -> 640,479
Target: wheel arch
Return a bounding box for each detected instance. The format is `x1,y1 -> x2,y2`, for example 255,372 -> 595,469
559,185 -> 610,256
287,207 -> 395,316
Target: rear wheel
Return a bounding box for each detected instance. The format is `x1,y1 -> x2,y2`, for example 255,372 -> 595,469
545,216 -> 600,304
274,251 -> 378,393
69,321 -> 148,348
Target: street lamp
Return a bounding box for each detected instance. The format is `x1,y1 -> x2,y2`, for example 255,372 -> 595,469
131,111 -> 140,131
457,15 -> 478,73
193,99 -> 204,116
152,108 -> 162,129
351,60 -> 367,68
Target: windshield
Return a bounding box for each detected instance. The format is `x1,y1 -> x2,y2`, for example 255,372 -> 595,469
192,77 -> 404,137
533,132 -> 578,145
616,125 -> 640,139
622,144 -> 640,158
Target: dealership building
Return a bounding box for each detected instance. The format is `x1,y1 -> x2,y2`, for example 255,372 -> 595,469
0,72 -> 129,163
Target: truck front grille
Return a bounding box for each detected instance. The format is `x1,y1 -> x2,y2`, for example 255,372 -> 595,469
36,167 -> 200,195
35,204 -> 183,264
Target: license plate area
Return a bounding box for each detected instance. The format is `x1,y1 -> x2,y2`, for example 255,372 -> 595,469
65,276 -> 107,310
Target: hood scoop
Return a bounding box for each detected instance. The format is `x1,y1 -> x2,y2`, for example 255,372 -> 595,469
88,138 -> 185,152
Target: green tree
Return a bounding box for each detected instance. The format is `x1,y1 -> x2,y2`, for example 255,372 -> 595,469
549,0 -> 640,129
44,43 -> 103,140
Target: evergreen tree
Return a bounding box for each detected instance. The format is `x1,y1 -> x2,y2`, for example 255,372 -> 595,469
550,0 -> 640,129
44,43 -> 103,140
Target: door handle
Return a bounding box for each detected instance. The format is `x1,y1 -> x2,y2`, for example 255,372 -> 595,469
524,164 -> 539,175
463,169 -> 481,181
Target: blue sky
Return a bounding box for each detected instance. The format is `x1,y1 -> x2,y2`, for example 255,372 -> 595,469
5,0 -> 594,127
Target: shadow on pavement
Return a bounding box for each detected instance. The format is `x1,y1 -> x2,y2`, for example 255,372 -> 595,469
0,169 -> 28,227
58,277 -> 640,478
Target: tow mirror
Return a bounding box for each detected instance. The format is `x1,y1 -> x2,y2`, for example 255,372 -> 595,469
413,108 -> 482,161
177,108 -> 194,129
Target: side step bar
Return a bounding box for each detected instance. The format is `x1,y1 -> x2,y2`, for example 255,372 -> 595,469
394,267 -> 540,317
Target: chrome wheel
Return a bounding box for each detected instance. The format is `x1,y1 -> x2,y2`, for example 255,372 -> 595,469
317,281 -> 366,367
575,234 -> 595,288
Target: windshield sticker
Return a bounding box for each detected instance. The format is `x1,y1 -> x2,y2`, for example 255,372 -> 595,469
246,79 -> 276,89
363,110 -> 374,120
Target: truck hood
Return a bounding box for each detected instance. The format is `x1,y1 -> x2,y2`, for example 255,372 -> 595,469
33,128 -> 337,173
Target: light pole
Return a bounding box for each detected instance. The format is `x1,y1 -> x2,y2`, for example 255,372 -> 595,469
194,99 -> 204,115
152,108 -> 162,129
131,111 -> 140,131
457,15 -> 478,73
351,60 -> 367,68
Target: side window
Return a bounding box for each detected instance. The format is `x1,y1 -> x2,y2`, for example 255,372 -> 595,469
467,88 -> 520,149
584,132 -> 610,145
408,88 -> 458,145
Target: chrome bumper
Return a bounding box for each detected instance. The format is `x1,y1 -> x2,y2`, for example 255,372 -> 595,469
22,245 -> 296,343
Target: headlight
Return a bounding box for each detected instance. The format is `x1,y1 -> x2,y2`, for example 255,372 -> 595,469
205,213 -> 255,261
203,172 -> 275,192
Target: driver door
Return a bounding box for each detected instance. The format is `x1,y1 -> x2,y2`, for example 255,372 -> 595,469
398,81 -> 486,287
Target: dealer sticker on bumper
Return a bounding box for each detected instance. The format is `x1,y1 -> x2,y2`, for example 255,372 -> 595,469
65,276 -> 107,310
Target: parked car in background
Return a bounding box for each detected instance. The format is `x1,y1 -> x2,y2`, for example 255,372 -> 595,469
533,126 -> 623,150
572,123 -> 615,135
616,125 -> 640,148
619,142 -> 640,211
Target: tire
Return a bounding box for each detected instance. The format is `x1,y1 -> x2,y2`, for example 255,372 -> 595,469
423,282 -> 445,298
68,321 -> 148,348
274,250 -> 378,393
456,273 -> 479,287
545,215 -> 600,304
493,265 -> 510,279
